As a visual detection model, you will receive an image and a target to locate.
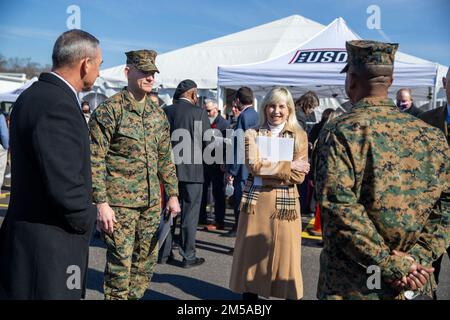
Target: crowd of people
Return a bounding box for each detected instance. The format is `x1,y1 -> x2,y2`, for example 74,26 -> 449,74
0,29 -> 448,301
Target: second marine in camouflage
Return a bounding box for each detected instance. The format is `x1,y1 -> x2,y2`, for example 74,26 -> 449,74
315,40 -> 450,299
89,49 -> 180,300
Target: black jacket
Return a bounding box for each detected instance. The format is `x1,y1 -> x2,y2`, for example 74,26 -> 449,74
164,99 -> 210,183
0,72 -> 96,299
419,105 -> 448,143
403,103 -> 423,118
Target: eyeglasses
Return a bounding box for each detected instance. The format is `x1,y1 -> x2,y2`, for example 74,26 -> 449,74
205,109 -> 215,113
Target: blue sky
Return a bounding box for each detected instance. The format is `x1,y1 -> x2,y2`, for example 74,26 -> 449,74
0,0 -> 449,69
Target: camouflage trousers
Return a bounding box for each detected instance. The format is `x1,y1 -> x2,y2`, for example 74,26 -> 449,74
103,204 -> 160,300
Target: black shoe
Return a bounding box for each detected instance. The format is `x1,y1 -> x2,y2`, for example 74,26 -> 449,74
158,255 -> 176,265
182,257 -> 205,268
222,230 -> 237,238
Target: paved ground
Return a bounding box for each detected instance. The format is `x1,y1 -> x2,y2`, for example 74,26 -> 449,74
0,180 -> 449,300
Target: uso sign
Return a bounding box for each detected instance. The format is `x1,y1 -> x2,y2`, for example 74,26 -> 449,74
289,49 -> 347,64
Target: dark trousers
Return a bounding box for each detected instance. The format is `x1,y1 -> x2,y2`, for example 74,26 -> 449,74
179,182 -> 203,262
433,246 -> 450,285
232,178 -> 245,230
200,165 -> 226,224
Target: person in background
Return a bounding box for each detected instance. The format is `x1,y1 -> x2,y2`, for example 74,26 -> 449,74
308,108 -> 343,225
199,99 -> 230,230
309,108 -> 342,147
294,91 -> 319,216
396,88 -> 423,117
81,101 -> 91,123
229,86 -> 310,300
0,112 -> 9,198
229,99 -> 241,129
162,79 -> 210,268
294,91 -> 319,133
224,87 -> 259,238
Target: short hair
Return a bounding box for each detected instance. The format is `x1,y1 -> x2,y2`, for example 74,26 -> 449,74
204,98 -> 218,109
396,88 -> 413,99
81,101 -> 90,107
295,91 -> 319,112
52,30 -> 100,69
235,87 -> 254,106
321,108 -> 342,123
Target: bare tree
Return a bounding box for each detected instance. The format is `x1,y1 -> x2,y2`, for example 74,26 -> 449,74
0,54 -> 51,78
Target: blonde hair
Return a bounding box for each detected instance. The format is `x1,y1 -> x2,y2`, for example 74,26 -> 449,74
260,87 -> 305,152
260,87 -> 302,132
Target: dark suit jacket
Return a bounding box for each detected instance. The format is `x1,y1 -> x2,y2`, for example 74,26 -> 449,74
164,99 -> 210,183
0,72 -> 96,299
419,105 -> 448,143
227,106 -> 259,181
404,103 -> 423,118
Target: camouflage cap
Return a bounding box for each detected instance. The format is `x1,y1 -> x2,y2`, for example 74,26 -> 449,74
125,49 -> 159,73
340,40 -> 398,73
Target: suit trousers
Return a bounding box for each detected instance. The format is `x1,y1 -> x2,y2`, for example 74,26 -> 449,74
433,246 -> 450,285
179,182 -> 203,261
232,179 -> 245,230
200,165 -> 226,224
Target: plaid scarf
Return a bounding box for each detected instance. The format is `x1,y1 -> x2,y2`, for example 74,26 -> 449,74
240,176 -> 299,221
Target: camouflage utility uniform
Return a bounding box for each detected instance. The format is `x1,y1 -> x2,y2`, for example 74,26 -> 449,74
90,87 -> 178,300
315,40 -> 450,300
315,96 -> 450,299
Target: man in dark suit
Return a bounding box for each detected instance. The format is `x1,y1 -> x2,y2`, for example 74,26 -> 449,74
396,88 -> 423,117
199,99 -> 230,230
419,67 -> 450,298
224,87 -> 259,237
0,30 -> 102,299
162,80 -> 210,268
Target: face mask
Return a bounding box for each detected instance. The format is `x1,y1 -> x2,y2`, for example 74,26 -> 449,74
397,101 -> 409,111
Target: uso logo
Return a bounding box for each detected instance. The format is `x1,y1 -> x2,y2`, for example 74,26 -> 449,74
289,49 -> 347,64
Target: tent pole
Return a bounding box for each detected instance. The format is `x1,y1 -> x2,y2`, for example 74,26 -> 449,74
218,86 -> 224,113
430,64 -> 440,111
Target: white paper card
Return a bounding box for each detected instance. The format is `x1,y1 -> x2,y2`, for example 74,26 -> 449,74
255,136 -> 294,162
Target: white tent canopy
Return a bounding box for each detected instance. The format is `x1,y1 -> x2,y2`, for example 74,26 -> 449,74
0,77 -> 38,103
0,74 -> 28,95
96,15 -> 326,96
218,17 -> 444,108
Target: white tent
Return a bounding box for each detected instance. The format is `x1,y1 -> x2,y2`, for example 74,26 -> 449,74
0,74 -> 28,94
218,17 -> 445,111
95,15 -> 326,97
0,77 -> 38,103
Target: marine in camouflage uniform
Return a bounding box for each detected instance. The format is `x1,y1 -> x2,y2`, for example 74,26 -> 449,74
314,40 -> 450,300
89,50 -> 178,300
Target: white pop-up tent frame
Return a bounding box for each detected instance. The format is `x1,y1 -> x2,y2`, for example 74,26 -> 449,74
94,15 -> 326,105
217,17 -> 446,114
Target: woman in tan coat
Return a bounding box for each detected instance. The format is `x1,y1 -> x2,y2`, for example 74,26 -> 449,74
229,87 -> 310,300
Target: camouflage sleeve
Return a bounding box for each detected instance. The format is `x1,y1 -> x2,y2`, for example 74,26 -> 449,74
89,104 -> 116,204
157,116 -> 178,197
315,128 -> 412,281
408,136 -> 450,266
